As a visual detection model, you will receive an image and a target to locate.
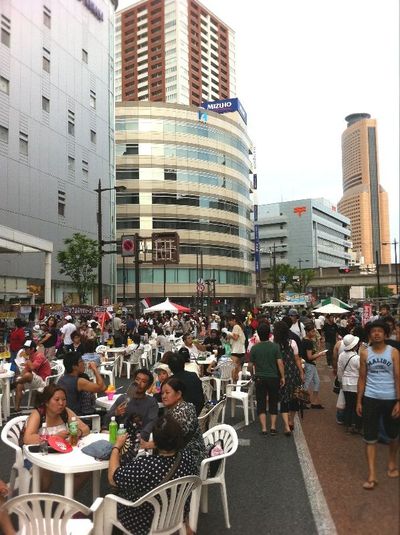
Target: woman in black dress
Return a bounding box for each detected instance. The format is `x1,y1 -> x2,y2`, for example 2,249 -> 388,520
273,321 -> 304,434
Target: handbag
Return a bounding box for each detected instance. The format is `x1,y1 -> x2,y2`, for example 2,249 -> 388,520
81,439 -> 113,460
293,386 -> 311,405
333,353 -> 356,394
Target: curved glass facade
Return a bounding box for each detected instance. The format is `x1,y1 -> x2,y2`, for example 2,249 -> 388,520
115,102 -> 255,302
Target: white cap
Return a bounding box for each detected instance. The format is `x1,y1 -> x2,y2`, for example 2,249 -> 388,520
65,315 -> 72,321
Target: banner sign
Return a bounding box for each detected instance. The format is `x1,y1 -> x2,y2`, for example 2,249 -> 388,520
362,303 -> 372,326
254,224 -> 260,274
201,98 -> 247,124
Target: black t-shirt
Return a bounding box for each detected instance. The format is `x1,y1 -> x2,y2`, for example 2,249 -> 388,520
322,323 -> 338,344
288,330 -> 305,358
42,328 -> 58,348
385,339 -> 400,351
303,338 -> 316,365
173,370 -> 204,416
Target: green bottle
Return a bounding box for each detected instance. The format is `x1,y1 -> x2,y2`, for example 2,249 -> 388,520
109,416 -> 118,444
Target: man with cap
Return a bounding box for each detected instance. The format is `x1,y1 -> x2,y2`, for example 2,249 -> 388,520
337,334 -> 361,433
288,309 -> 305,340
60,315 -> 76,351
14,340 -> 51,412
147,363 -> 171,402
357,320 -> 400,490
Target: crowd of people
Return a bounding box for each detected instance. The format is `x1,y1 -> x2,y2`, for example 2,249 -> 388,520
0,302 -> 399,533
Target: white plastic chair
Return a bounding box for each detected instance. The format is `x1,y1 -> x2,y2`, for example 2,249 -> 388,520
140,347 -> 152,369
100,358 -> 119,386
120,347 -> 143,379
201,377 -> 214,400
190,424 -> 238,531
1,492 -> 103,535
0,389 -> 3,427
25,361 -> 65,408
1,415 -> 30,495
103,475 -> 202,535
198,398 -> 226,433
212,359 -> 236,401
225,379 -> 255,426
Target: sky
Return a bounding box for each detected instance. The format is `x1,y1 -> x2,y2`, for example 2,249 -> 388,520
118,0 -> 399,247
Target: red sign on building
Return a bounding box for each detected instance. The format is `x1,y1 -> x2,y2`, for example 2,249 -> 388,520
293,206 -> 307,217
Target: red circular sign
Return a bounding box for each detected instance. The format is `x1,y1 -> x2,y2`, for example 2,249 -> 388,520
122,238 -> 134,252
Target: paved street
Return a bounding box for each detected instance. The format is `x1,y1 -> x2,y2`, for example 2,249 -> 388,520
0,366 -> 398,534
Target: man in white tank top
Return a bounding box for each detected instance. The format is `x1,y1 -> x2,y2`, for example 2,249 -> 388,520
357,320 -> 400,490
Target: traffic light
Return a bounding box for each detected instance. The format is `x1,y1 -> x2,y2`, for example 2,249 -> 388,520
338,266 -> 351,273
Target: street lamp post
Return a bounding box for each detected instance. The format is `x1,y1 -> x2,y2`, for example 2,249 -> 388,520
95,179 -> 126,305
297,258 -> 309,293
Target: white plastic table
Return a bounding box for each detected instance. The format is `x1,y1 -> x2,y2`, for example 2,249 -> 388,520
0,365 -> 15,420
24,432 -> 110,499
95,393 -> 123,410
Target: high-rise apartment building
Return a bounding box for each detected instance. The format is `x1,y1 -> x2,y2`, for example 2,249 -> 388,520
115,0 -> 236,105
338,113 -> 391,265
0,0 -> 118,303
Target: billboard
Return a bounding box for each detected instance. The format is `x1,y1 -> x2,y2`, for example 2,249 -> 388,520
201,98 -> 247,124
254,224 -> 260,274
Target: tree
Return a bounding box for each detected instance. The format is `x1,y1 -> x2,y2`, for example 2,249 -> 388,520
57,233 -> 101,303
365,286 -> 393,298
267,264 -> 297,297
291,268 -> 315,294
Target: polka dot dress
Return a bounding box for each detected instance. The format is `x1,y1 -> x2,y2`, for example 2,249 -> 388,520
113,449 -> 197,534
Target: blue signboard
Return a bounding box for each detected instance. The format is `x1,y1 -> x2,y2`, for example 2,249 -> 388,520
254,224 -> 260,274
201,98 -> 247,125
253,174 -> 257,190
254,204 -> 258,222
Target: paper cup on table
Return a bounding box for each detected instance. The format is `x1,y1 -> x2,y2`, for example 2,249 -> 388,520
107,391 -> 115,400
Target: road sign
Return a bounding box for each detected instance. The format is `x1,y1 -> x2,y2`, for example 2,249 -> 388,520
152,232 -> 180,264
197,278 -> 205,293
121,235 -> 135,257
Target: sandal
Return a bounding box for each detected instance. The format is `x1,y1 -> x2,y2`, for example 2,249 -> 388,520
363,480 -> 378,490
387,468 -> 399,478
259,431 -> 268,436
289,424 -> 294,431
270,429 -> 277,436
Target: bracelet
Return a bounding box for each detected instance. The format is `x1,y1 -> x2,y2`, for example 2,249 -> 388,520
112,447 -> 120,452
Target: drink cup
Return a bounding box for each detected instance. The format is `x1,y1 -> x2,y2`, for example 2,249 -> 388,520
107,391 -> 115,400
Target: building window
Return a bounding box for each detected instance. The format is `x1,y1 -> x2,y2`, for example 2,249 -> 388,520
90,90 -> 96,109
42,95 -> 50,112
19,131 -> 28,155
68,156 -> 75,171
0,125 -> 8,143
0,75 -> 9,94
68,110 -> 75,136
82,49 -> 88,63
1,27 -> 10,47
1,15 -> 11,47
90,130 -> 96,143
82,160 -> 89,180
42,47 -> 50,72
43,6 -> 51,28
58,190 -> 66,217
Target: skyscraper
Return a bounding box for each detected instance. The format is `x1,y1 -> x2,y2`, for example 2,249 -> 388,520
114,1 -> 255,307
338,113 -> 391,265
115,0 -> 236,105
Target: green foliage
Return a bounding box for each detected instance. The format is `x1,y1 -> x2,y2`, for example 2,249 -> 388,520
291,268 -> 315,294
268,264 -> 298,293
365,286 -> 394,298
57,233 -> 100,303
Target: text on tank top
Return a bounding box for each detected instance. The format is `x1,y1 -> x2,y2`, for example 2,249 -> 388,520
364,345 -> 396,400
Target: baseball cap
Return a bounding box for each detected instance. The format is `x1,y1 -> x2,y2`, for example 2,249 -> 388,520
65,315 -> 72,321
288,309 -> 299,317
154,363 -> 171,375
23,340 -> 37,349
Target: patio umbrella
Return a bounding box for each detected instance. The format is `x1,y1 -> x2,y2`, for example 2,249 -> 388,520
313,303 -> 349,314
143,298 -> 190,314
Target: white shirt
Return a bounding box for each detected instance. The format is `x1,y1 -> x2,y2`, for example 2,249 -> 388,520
337,350 -> 360,392
290,321 -> 305,340
60,323 -> 76,345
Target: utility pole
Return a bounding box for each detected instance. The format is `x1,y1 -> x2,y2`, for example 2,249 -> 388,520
96,179 -> 103,305
134,233 -> 140,318
383,238 -> 399,295
272,243 -> 278,302
375,249 -> 381,299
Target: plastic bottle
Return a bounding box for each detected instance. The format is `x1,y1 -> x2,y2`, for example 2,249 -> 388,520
117,423 -> 126,436
39,423 -> 49,455
69,417 -> 79,447
109,416 -> 118,444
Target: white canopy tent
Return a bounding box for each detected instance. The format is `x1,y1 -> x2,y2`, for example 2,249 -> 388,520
313,304 -> 349,314
143,297 -> 190,314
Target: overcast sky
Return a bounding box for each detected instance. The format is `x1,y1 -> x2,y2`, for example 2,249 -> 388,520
118,0 -> 399,246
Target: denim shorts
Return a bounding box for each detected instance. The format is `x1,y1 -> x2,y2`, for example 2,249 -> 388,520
304,363 -> 320,392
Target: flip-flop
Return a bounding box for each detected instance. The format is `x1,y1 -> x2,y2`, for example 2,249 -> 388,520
387,469 -> 399,478
363,480 -> 378,490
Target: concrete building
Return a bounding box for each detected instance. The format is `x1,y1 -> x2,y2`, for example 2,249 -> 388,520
115,0 -> 236,105
338,113 -> 391,265
115,101 -> 255,305
256,198 -> 352,269
0,0 -> 118,303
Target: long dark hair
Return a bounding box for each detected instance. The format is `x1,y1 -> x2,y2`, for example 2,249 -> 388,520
273,321 -> 291,352
35,384 -> 67,408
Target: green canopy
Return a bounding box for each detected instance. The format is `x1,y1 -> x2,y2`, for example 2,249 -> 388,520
319,297 -> 352,311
